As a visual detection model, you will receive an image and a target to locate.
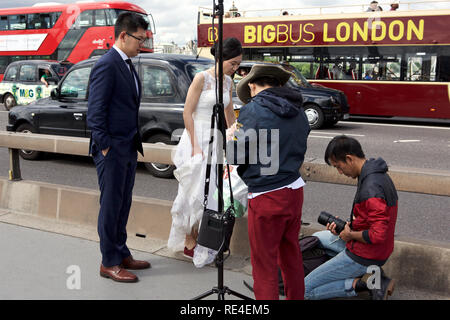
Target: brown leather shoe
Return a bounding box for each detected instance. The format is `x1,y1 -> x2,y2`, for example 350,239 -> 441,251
100,264 -> 138,283
120,255 -> 151,270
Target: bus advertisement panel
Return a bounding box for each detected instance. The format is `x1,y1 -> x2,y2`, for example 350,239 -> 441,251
198,14 -> 447,48
198,7 -> 450,121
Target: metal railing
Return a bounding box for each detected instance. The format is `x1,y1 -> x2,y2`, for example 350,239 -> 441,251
199,0 -> 450,18
1,131 -> 449,197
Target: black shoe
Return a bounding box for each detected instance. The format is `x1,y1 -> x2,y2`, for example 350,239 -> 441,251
371,274 -> 395,300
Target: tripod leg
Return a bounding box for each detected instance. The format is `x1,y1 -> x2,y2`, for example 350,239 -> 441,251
225,287 -> 254,300
192,289 -> 217,300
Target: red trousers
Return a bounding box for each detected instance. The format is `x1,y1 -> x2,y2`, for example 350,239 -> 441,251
248,187 -> 305,300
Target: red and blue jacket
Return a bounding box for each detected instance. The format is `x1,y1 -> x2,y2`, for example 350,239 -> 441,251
345,158 -> 398,266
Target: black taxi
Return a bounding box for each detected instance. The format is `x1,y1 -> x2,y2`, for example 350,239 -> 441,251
7,53 -> 214,178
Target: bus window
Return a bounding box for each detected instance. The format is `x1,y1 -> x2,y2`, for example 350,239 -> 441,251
10,56 -> 23,63
9,15 -> 27,30
105,9 -> 152,32
362,55 -> 401,81
27,13 -> 51,29
0,16 -> 8,30
362,57 -> 377,80
77,10 -> 93,27
323,56 -> 359,80
289,61 -> 319,80
94,10 -> 107,26
385,58 -> 401,81
140,13 -> 153,33
105,9 -> 123,26
437,56 -> 450,82
0,57 -> 9,74
406,53 -> 437,81
49,12 -> 61,28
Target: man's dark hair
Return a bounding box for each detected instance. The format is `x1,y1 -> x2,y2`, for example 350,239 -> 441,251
249,76 -> 281,87
324,135 -> 365,165
114,12 -> 149,39
370,1 -> 378,4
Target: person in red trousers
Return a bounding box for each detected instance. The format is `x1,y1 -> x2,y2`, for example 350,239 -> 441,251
227,64 -> 310,299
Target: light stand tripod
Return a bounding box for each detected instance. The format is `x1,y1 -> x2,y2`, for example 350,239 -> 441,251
192,0 -> 251,301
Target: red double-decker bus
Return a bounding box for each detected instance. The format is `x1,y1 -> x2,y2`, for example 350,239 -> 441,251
0,1 -> 155,81
198,2 -> 450,121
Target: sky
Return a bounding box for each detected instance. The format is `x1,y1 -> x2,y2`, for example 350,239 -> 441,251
0,0 -> 447,46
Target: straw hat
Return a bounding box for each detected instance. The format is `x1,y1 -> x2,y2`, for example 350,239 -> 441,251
236,64 -> 291,103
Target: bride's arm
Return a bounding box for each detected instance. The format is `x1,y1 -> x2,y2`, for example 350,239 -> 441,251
224,85 -> 236,128
183,73 -> 204,156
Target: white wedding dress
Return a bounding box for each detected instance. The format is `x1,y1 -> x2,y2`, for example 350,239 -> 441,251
167,71 -> 233,253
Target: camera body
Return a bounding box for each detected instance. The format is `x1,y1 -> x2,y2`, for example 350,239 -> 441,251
317,211 -> 347,234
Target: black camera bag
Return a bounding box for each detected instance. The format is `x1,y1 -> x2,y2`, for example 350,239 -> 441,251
197,111 -> 236,253
277,236 -> 330,295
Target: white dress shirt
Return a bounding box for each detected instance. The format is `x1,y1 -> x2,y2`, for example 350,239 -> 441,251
113,45 -> 139,95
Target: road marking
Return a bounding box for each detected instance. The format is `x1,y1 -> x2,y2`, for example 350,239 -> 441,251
393,139 -> 421,143
311,131 -> 365,137
345,121 -> 450,130
309,135 -> 333,139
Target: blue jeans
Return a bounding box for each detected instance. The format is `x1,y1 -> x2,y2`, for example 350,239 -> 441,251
304,230 -> 368,300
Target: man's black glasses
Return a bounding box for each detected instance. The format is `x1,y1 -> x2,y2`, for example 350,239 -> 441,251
126,32 -> 146,44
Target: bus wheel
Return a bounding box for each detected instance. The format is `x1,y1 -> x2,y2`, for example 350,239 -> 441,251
16,123 -> 41,160
4,93 -> 16,111
304,104 -> 324,130
144,133 -> 176,179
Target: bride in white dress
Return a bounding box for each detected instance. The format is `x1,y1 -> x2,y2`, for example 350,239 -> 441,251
168,38 -> 243,256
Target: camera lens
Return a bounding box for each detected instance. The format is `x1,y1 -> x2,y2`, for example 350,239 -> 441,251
317,211 -> 333,226
317,211 -> 346,234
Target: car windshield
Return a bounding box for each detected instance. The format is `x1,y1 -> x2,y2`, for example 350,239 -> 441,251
286,67 -> 312,88
186,61 -> 214,80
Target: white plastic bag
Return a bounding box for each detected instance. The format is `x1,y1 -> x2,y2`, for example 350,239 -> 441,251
193,244 -> 218,268
214,164 -> 248,218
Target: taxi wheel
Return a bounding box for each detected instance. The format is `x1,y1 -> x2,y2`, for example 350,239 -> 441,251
4,93 -> 16,111
304,104 -> 324,130
16,123 -> 41,160
144,133 -> 176,179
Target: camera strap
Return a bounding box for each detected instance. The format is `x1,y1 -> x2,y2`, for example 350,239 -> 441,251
203,103 -> 234,211
197,102 -> 236,253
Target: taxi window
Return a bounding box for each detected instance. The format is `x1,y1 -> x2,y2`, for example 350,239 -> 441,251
19,64 -> 37,82
142,65 -> 174,98
4,65 -> 18,81
60,67 -> 91,99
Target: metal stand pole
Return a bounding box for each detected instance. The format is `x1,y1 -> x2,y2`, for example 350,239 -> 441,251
193,0 -> 251,301
9,148 -> 22,181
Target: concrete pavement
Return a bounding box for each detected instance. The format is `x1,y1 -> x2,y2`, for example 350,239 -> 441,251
0,215 -> 447,300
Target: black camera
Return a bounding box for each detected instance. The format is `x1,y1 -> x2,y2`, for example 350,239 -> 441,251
318,211 -> 347,234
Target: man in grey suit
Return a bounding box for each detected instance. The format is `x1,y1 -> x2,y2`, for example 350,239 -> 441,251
87,12 -> 150,283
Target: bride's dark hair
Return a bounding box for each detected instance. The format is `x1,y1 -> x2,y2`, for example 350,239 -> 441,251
210,37 -> 242,61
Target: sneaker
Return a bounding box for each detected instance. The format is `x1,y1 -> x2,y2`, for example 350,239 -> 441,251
183,246 -> 195,259
371,274 -> 395,300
